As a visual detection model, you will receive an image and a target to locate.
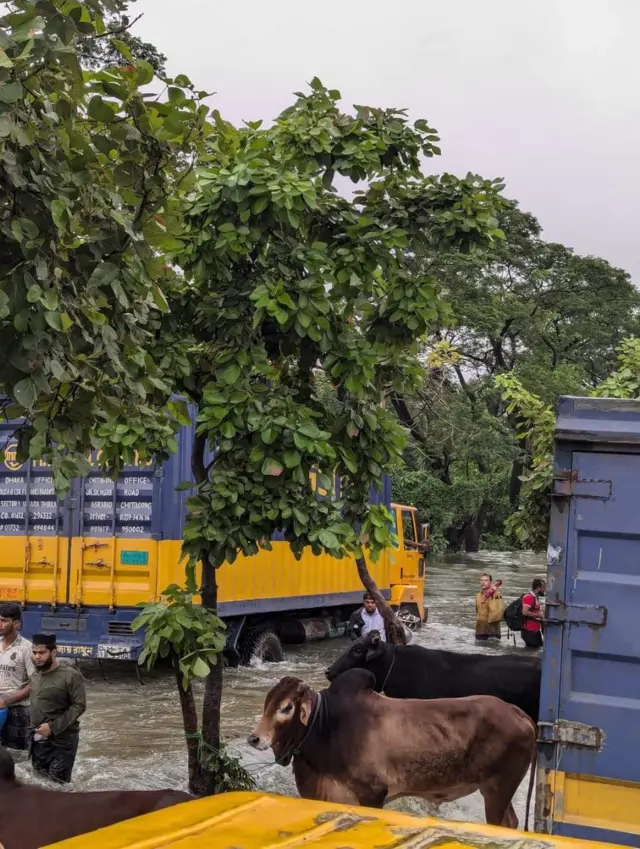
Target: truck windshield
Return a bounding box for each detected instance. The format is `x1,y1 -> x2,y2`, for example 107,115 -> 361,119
401,509 -> 417,544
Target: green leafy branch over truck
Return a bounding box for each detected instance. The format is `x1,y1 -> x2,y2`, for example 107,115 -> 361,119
0,1 -> 508,795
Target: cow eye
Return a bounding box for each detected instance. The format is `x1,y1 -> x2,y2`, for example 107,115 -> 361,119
280,704 -> 293,714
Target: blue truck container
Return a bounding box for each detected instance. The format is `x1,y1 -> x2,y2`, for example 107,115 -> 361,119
537,395 -> 640,846
0,418 -> 424,666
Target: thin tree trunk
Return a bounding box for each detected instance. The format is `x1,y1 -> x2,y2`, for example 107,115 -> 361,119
509,457 -> 524,506
355,556 -> 406,645
200,560 -> 223,794
173,657 -> 203,795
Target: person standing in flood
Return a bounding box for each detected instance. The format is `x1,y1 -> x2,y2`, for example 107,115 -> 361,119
30,633 -> 86,784
521,578 -> 546,649
475,573 -> 504,642
0,602 -> 35,752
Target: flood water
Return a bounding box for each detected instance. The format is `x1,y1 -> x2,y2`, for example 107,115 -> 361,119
15,551 -> 545,827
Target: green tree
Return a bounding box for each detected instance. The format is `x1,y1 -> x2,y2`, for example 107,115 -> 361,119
1,1 -> 509,795
392,206 -> 640,550
0,0 -> 206,486
135,81 -> 509,793
77,1 -> 167,74
497,337 -> 640,551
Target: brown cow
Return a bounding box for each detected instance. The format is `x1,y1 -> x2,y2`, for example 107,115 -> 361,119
0,747 -> 192,849
248,669 -> 536,829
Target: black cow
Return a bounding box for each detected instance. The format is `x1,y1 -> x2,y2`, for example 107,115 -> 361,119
326,631 -> 541,722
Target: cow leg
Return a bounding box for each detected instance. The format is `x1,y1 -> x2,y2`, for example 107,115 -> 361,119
302,779 -> 364,807
500,801 -> 518,829
480,779 -> 520,829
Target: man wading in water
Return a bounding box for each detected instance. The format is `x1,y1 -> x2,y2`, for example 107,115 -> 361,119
30,633 -> 86,783
0,602 -> 35,753
475,573 -> 504,642
349,592 -> 389,641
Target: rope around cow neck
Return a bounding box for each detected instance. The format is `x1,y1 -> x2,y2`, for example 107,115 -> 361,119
275,690 -> 323,766
380,653 -> 396,695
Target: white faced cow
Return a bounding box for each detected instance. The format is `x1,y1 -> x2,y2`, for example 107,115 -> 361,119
249,668 -> 536,829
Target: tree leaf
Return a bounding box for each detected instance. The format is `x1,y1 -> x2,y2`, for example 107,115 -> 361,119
221,364 -> 241,385
13,378 -> 37,409
191,657 -> 210,678
88,95 -> 116,123
262,458 -> 284,477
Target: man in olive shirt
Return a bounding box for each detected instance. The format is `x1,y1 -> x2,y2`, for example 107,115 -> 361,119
30,633 -> 86,783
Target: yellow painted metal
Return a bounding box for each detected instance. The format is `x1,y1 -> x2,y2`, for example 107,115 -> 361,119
70,538 -> 159,608
543,769 -> 640,839
0,501 -> 424,613
157,541 -> 392,607
43,791 -> 627,848
0,535 -> 69,606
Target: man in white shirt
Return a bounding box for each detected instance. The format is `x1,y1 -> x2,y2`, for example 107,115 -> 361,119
348,593 -> 388,642
0,602 -> 35,751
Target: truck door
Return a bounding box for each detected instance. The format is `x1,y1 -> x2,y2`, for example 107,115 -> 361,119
0,442 -> 69,607
539,397 -> 640,846
71,458 -> 160,613
396,505 -> 423,582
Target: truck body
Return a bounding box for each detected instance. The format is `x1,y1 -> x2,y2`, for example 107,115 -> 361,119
0,420 -> 425,663
44,791 -> 627,849
537,396 -> 640,846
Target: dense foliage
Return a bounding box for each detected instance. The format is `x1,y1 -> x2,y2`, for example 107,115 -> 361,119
495,338 -> 640,551
0,0 -> 206,490
1,0 -> 510,795
392,206 -> 640,550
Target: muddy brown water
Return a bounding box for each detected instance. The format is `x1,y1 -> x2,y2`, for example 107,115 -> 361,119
15,551 -> 544,827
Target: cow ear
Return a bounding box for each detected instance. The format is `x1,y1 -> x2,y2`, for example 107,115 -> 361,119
297,687 -> 312,726
299,698 -> 310,727
365,632 -> 383,662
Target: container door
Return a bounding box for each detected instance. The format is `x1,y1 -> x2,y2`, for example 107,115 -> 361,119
0,443 -> 69,607
71,459 -> 160,612
540,449 -> 640,846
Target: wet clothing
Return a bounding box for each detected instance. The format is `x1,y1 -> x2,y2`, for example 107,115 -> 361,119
31,732 -> 80,784
30,663 -> 86,783
521,629 -> 543,649
2,704 -> 30,750
349,607 -> 387,641
0,633 -> 35,751
475,591 -> 503,639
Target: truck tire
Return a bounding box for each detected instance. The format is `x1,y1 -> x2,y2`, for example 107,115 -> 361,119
240,629 -> 284,665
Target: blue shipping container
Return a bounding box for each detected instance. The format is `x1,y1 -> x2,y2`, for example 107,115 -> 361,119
537,395 -> 640,846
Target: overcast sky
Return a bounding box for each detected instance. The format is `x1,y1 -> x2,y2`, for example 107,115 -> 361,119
134,0 -> 639,283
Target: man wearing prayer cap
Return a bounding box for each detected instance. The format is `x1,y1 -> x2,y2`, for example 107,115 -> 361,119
29,633 -> 86,783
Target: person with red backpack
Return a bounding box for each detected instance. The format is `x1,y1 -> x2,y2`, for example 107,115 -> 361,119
520,578 -> 546,649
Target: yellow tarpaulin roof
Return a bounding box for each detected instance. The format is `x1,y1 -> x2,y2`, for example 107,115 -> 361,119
42,791 -> 626,849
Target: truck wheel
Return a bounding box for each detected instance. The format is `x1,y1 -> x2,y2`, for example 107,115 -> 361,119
240,629 -> 284,665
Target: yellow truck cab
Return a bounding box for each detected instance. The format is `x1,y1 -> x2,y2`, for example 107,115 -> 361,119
389,502 -> 427,624
43,791 -> 627,849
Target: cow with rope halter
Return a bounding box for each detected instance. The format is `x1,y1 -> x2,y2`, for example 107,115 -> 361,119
249,668 -> 537,830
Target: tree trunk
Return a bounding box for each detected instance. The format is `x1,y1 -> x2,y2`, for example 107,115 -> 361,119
199,559 -> 225,795
509,457 -> 524,507
355,556 -> 406,645
173,658 -> 204,795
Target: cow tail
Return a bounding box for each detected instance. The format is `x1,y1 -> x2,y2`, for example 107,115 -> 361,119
524,727 -> 537,832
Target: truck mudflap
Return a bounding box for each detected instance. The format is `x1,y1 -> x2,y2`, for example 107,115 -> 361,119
43,791 -> 628,848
